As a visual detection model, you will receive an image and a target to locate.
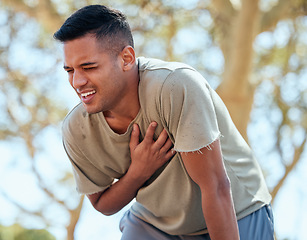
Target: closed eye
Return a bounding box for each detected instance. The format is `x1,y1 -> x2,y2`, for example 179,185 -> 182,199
83,66 -> 97,71
63,65 -> 73,73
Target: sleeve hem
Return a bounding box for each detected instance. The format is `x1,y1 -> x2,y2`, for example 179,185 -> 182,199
76,185 -> 111,195
173,133 -> 223,154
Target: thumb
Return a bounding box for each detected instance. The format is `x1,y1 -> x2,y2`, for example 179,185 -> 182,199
129,124 -> 140,150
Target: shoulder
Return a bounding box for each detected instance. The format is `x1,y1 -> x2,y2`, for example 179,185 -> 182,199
63,102 -> 87,126
138,57 -> 207,92
159,65 -> 210,100
62,102 -> 87,139
138,57 -> 193,72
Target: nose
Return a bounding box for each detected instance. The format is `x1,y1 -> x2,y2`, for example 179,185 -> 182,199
71,70 -> 87,89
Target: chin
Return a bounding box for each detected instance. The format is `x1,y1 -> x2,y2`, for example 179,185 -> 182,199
83,104 -> 103,114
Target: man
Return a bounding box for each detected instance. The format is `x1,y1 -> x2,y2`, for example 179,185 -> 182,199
54,5 -> 274,240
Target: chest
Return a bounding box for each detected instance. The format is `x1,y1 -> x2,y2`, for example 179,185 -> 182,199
79,112 -> 166,179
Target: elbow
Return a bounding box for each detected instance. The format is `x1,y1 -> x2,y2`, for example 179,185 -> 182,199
87,192 -> 119,216
100,209 -> 119,216
218,176 -> 231,197
93,204 -> 119,216
100,211 -> 116,216
219,175 -> 231,190
201,175 -> 232,199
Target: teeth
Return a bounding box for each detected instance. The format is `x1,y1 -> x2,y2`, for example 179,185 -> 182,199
81,90 -> 96,97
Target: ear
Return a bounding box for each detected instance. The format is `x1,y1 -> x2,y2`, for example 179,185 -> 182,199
121,46 -> 136,71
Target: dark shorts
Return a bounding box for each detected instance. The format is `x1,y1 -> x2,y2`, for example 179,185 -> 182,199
120,205 -> 274,240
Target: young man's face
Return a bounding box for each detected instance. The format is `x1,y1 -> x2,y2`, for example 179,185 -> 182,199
63,34 -> 127,114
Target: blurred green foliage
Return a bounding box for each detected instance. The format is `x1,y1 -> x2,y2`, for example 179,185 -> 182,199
0,224 -> 55,240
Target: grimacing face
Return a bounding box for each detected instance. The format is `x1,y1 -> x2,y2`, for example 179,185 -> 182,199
63,35 -> 128,114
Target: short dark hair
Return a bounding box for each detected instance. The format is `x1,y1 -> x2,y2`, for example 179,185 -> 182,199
53,5 -> 134,54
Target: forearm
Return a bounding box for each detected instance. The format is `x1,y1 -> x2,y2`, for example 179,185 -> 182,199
88,168 -> 146,216
202,182 -> 239,240
88,122 -> 174,216
180,141 -> 240,239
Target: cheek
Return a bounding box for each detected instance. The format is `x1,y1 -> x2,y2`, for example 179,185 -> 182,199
67,74 -> 78,92
68,76 -> 74,87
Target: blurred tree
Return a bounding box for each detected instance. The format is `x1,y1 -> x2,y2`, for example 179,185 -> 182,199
0,3 -> 84,240
0,224 -> 55,240
0,0 -> 306,239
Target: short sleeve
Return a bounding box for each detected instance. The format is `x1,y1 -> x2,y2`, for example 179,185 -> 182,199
62,136 -> 114,195
160,68 -> 221,152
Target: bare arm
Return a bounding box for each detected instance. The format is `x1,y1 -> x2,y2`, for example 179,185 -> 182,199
87,122 -> 175,215
180,139 -> 240,240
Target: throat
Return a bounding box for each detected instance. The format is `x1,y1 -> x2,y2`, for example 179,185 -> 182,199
103,111 -> 134,134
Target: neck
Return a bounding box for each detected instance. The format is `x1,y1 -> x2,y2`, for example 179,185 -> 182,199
103,101 -> 140,134
104,67 -> 140,134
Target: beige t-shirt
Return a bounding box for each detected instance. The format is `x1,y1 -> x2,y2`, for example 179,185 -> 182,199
62,57 -> 271,235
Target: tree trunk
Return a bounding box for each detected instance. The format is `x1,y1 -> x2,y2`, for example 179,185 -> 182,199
66,195 -> 85,240
216,0 -> 260,142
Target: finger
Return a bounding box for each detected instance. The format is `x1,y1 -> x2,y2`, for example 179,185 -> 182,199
164,147 -> 176,160
159,138 -> 173,153
154,129 -> 169,149
143,122 -> 157,144
129,124 -> 140,150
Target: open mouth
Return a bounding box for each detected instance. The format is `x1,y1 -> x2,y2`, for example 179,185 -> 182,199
80,90 -> 96,103
81,90 -> 96,98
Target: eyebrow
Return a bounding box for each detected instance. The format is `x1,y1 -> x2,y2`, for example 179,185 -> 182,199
63,62 -> 97,70
80,62 -> 97,67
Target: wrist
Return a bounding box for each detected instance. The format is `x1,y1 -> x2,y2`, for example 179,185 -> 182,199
126,165 -> 149,187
